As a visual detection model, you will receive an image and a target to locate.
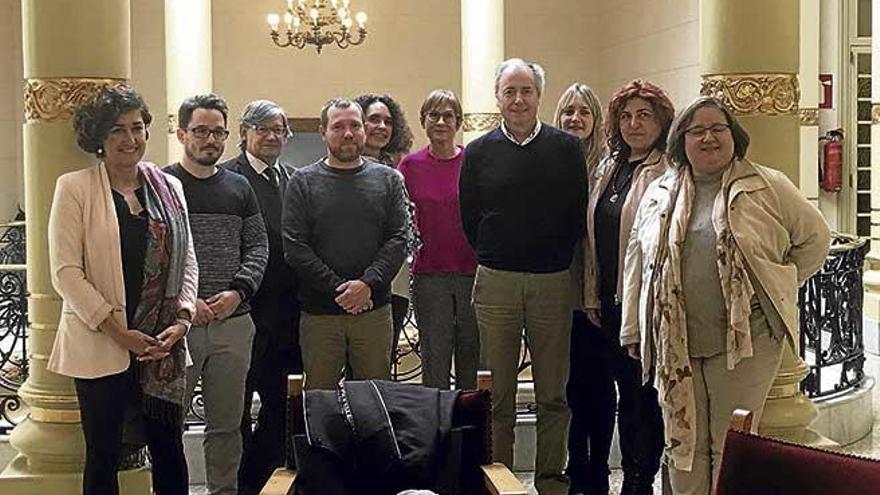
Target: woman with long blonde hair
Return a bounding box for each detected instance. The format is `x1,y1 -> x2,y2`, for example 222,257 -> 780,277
553,82 -> 609,495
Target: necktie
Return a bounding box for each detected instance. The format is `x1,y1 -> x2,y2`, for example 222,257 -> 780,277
264,166 -> 278,187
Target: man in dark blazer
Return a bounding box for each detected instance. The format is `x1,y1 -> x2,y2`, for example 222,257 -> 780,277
221,99 -> 301,495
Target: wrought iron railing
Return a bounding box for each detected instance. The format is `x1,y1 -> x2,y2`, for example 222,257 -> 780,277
0,220 -> 27,433
799,233 -> 869,399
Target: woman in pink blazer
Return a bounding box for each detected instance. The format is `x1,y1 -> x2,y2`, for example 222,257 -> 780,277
47,86 -> 198,495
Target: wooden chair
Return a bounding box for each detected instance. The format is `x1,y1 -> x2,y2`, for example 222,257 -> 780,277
714,409 -> 880,495
260,371 -> 527,495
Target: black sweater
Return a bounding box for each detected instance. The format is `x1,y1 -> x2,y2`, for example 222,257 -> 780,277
221,153 -> 301,343
459,125 -> 587,273
282,159 -> 408,315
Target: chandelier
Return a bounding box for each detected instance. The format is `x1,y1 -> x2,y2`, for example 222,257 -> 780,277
267,0 -> 368,53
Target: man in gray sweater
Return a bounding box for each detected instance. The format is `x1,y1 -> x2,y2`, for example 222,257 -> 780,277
282,98 -> 408,390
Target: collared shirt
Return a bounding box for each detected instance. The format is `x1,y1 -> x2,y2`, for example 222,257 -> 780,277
246,151 -> 282,182
500,120 -> 542,146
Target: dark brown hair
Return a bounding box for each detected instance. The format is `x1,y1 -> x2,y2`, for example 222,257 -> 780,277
73,85 -> 152,158
666,96 -> 751,169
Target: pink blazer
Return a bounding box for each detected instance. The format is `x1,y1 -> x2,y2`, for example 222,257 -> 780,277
47,162 -> 198,379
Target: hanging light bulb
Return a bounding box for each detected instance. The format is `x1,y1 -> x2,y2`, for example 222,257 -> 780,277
267,13 -> 280,32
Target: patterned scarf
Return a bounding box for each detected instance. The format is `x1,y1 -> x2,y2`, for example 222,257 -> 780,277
130,163 -> 190,424
651,165 -> 756,471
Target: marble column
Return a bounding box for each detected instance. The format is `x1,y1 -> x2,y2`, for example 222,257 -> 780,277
0,1 -> 150,492
165,0 -> 213,163
863,0 -> 880,350
700,0 -> 832,446
460,0 -> 504,145
799,0 -> 820,205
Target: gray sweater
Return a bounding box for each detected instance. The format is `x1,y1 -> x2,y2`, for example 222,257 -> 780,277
282,158 -> 408,315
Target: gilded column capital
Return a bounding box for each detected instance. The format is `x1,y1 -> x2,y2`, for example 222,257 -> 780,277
700,73 -> 800,116
799,108 -> 819,126
872,103 -> 880,125
463,112 -> 501,132
24,78 -> 127,123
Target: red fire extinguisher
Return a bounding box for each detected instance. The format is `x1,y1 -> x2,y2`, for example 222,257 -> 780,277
819,129 -> 844,192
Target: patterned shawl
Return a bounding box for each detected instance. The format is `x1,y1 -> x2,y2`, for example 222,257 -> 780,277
130,163 -> 190,424
651,165 -> 756,471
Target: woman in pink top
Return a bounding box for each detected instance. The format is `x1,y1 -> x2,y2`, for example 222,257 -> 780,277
398,90 -> 479,390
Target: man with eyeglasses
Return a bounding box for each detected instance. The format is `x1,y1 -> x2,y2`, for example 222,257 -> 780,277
219,99 -> 302,495
165,93 -> 269,495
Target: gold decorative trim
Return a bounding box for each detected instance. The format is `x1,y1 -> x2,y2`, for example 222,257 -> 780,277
872,103 -> 880,125
463,112 -> 502,132
29,406 -> 80,424
799,108 -> 819,126
766,383 -> 801,400
24,78 -> 127,122
167,114 -> 177,134
700,74 -> 799,116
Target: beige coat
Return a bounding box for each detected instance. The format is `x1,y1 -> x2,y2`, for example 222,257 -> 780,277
47,162 -> 198,379
583,149 -> 669,309
620,159 -> 831,368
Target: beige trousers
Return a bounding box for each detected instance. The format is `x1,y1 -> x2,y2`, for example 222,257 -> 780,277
669,332 -> 784,495
472,265 -> 572,495
299,304 -> 393,390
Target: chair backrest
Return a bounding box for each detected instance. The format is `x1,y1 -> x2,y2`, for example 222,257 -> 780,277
715,409 -> 880,495
284,373 -> 494,467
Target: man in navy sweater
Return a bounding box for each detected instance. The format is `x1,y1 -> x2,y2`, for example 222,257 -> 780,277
459,58 -> 587,495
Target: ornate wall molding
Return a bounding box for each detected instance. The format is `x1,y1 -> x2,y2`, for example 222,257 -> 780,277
700,74 -> 799,116
872,103 -> 880,125
24,78 -> 127,122
799,108 -> 819,126
463,112 -> 501,132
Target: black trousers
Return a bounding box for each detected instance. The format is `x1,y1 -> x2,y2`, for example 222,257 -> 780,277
74,365 -> 188,495
566,303 -> 664,491
238,328 -> 303,495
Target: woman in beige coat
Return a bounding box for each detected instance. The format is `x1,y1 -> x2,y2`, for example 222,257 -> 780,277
583,79 -> 673,495
47,86 -> 198,495
621,96 -> 831,495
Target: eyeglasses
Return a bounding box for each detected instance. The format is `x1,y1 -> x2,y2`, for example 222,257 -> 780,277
251,124 -> 290,137
188,126 -> 230,141
685,123 -> 730,138
426,111 -> 458,123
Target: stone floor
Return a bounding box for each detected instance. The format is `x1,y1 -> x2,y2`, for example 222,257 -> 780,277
189,355 -> 880,495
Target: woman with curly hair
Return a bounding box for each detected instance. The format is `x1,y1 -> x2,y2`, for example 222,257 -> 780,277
582,80 -> 675,495
354,93 -> 418,366
47,85 -> 197,495
354,93 -> 411,167
553,82 -> 608,494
